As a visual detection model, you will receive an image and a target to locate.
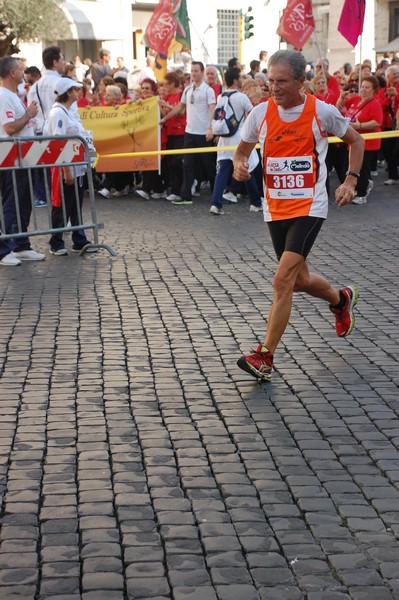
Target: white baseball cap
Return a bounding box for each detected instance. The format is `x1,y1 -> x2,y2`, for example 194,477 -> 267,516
55,77 -> 83,96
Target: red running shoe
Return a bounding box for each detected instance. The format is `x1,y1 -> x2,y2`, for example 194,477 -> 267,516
237,344 -> 273,381
330,285 -> 359,337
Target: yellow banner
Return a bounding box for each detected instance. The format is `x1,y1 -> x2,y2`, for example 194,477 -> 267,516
78,97 -> 160,172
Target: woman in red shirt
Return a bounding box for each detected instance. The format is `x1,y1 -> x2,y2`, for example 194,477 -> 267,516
346,76 -> 383,204
159,71 -> 186,201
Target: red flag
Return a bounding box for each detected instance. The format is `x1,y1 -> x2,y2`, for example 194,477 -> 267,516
143,0 -> 177,56
277,0 -> 315,50
338,0 -> 366,47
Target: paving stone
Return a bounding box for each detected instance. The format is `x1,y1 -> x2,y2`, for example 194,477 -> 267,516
125,576 -> 170,598
172,587 -> 218,600
258,587 -> 304,600
82,572 -> 124,591
215,584 -> 261,600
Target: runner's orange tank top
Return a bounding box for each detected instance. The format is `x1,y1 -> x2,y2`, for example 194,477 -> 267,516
259,93 -> 326,221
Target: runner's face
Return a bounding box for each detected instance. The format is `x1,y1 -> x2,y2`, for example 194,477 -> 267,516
268,63 -> 304,109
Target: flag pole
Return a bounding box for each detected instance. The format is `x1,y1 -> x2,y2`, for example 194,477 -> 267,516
311,28 -> 325,76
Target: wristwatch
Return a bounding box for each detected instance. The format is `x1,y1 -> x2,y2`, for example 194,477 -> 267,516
345,171 -> 360,179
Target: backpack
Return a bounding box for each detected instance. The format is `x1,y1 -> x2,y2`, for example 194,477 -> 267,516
211,91 -> 243,137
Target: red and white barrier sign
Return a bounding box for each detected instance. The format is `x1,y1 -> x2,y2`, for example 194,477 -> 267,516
0,138 -> 85,169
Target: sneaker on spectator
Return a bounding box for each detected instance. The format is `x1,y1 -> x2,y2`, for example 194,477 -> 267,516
0,253 -> 21,266
352,196 -> 367,205
329,285 -> 358,337
98,187 -> 111,198
223,191 -> 238,203
210,205 -> 224,215
34,199 -> 47,207
136,189 -> 150,200
384,178 -> 399,185
112,186 -> 129,197
13,249 -> 45,261
249,204 -> 263,212
166,194 -> 181,201
71,244 -> 99,253
370,170 -> 378,177
366,179 -> 373,195
49,248 -> 68,256
191,179 -> 200,197
172,198 -> 192,205
151,192 -> 166,199
237,344 -> 273,381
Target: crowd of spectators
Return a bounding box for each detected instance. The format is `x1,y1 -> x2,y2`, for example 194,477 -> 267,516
5,46 -> 399,211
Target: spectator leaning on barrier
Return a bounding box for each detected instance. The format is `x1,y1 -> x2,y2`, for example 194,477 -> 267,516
43,77 -> 98,256
160,61 -> 216,206
0,56 -> 45,266
233,49 -> 364,382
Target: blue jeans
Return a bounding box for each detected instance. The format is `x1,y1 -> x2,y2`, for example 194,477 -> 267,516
212,159 -> 262,208
0,169 -> 32,251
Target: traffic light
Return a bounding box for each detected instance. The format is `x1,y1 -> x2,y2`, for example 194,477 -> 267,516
244,8 -> 254,40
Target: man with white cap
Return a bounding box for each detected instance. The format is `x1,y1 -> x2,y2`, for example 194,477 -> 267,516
44,78 -> 98,256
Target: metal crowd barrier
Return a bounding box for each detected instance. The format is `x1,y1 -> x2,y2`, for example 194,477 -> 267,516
0,134 -> 116,256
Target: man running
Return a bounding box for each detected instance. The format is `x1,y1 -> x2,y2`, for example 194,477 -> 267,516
233,50 -> 364,382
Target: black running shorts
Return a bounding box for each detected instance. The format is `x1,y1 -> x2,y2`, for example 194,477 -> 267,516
267,216 -> 325,260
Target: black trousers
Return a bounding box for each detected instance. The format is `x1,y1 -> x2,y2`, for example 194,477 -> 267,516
180,133 -> 216,200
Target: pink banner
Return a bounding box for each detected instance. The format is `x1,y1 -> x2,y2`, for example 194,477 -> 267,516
338,0 -> 366,47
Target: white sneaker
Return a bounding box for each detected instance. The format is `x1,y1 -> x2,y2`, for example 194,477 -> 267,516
0,253 -> 21,266
370,170 -> 378,177
223,191 -> 238,203
384,179 -> 399,185
14,249 -> 45,261
366,179 -> 374,195
191,180 -> 200,197
166,194 -> 181,201
151,192 -> 166,199
249,205 -> 263,212
352,196 -> 367,205
136,189 -> 150,200
112,186 -> 129,197
49,248 -> 68,256
210,205 -> 224,215
98,187 -> 111,198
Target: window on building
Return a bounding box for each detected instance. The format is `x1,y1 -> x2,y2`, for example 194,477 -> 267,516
217,9 -> 240,64
389,1 -> 399,41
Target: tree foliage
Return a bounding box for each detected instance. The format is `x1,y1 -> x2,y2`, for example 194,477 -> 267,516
0,0 -> 70,56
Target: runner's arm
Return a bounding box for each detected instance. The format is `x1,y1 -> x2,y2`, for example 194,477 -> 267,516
233,140 -> 256,181
335,126 -> 365,207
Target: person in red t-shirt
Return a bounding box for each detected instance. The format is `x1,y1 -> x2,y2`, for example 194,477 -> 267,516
315,58 -> 340,105
159,71 -> 186,201
205,66 -> 223,100
346,76 -> 383,204
376,66 -> 399,184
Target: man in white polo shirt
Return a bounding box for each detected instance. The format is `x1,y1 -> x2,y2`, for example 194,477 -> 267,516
0,56 -> 45,266
160,61 -> 216,205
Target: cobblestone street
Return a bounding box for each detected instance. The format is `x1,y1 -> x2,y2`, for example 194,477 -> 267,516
1,172 -> 399,600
